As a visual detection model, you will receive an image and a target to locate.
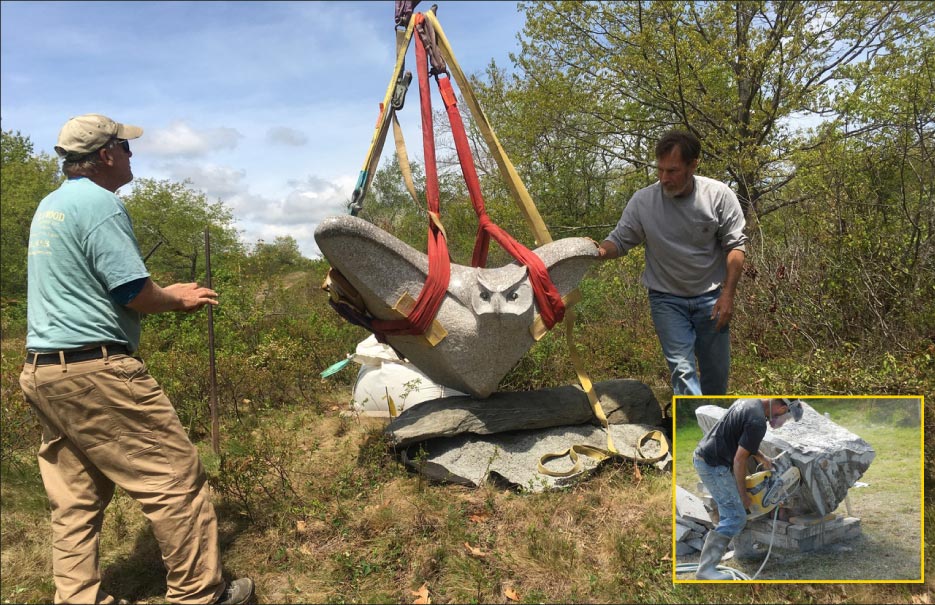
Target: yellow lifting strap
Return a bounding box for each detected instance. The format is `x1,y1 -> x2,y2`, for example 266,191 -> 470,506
351,19 -> 417,214
392,113 -> 421,208
389,22 -> 422,210
537,429 -> 670,477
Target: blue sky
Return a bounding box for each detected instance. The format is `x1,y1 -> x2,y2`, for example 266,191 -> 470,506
1,1 -> 526,257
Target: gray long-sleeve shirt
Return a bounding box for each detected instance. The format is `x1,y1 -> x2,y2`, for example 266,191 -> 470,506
604,175 -> 747,296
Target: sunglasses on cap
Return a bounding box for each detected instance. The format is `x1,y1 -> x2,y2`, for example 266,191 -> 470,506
66,138 -> 131,162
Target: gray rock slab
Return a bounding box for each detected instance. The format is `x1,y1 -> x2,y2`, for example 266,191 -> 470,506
674,522 -> 692,541
399,422 -> 670,492
676,485 -> 713,527
674,515 -> 710,534
675,541 -> 698,556
695,402 -> 875,516
685,537 -> 705,552
385,379 -> 661,447
315,214 -> 599,398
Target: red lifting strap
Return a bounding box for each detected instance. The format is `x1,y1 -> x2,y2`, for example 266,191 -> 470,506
371,13 -> 450,337
437,75 -> 565,328
372,12 -> 565,337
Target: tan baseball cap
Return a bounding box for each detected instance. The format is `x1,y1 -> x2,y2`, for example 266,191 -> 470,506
55,113 -> 143,159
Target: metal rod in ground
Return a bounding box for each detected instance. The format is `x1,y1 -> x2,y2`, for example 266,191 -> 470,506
143,239 -> 163,262
205,228 -> 219,455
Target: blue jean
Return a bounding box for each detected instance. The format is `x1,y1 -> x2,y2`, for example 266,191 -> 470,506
693,454 -> 747,537
648,289 -> 730,395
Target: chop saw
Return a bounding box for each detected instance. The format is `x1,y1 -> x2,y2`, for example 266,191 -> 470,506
745,451 -> 801,520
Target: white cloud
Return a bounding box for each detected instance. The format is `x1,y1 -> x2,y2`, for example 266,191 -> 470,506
245,174 -> 354,256
156,161 -> 248,202
1,1 -> 527,260
240,175 -> 351,227
139,121 -> 242,158
267,126 -> 308,146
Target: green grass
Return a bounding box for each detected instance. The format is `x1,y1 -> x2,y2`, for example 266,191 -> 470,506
2,392 -> 932,604
2,270 -> 932,603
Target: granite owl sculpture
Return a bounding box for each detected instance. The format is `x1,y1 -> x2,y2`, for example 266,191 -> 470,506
315,214 -> 600,398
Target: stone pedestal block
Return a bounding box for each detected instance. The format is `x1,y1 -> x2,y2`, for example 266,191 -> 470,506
738,515 -> 861,553
385,378 -> 661,447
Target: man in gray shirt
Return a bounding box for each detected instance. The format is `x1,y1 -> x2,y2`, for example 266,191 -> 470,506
598,131 -> 747,395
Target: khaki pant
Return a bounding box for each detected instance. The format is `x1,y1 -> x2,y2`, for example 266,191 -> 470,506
19,353 -> 224,604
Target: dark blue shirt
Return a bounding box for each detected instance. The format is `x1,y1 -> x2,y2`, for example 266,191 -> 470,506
695,398 -> 767,468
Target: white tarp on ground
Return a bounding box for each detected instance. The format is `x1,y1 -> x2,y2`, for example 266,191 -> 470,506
351,335 -> 465,417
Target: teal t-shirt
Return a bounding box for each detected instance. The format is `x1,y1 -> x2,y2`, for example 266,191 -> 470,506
26,178 -> 150,352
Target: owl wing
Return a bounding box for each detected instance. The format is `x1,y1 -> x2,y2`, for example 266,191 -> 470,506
530,237 -> 601,297
315,214 -> 472,319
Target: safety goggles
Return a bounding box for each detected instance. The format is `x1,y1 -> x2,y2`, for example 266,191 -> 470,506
779,398 -> 804,421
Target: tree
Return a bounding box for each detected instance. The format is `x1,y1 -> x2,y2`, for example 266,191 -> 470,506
0,130 -> 61,299
763,34 -> 935,347
247,236 -> 310,282
123,178 -> 243,283
472,61 -> 643,240
361,153 -> 428,245
513,1 -> 934,218
833,34 -> 935,294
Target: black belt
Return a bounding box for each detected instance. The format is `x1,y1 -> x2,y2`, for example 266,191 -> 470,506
26,344 -> 131,366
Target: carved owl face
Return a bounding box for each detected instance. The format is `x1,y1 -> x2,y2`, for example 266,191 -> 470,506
469,266 -> 534,317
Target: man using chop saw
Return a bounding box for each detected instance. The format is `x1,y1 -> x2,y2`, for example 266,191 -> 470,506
692,397 -> 804,580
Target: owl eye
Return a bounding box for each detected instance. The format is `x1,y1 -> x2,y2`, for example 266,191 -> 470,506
480,291 -> 491,301
508,291 -> 519,301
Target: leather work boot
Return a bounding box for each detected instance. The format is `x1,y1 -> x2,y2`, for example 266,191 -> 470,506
215,578 -> 255,604
695,530 -> 735,580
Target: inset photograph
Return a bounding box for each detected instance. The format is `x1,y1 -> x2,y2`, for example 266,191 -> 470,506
672,396 -> 923,582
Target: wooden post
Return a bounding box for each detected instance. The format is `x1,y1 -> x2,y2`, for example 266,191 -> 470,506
205,228 -> 219,455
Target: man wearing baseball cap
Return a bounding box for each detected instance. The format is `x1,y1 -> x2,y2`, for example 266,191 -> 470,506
691,397 -> 804,580
19,114 -> 253,604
